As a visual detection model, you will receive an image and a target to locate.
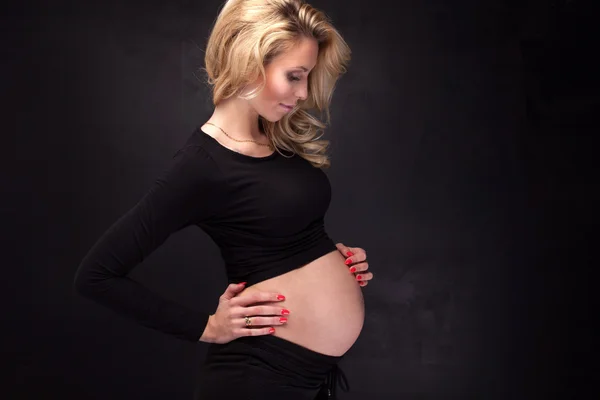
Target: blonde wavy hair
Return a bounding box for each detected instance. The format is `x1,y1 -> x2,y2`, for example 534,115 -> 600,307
203,0 -> 351,168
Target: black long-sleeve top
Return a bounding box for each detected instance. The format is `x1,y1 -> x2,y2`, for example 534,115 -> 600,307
74,127 -> 337,342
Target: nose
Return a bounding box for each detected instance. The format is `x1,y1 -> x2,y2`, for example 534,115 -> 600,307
295,80 -> 308,101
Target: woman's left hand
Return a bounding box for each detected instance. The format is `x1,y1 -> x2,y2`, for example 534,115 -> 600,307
335,243 -> 373,288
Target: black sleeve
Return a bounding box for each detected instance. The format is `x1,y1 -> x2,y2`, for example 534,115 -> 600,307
73,144 -> 224,342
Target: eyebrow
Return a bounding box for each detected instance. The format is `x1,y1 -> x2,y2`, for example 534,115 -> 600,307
292,66 -> 309,72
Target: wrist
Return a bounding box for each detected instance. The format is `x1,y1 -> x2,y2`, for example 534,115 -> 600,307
198,314 -> 216,343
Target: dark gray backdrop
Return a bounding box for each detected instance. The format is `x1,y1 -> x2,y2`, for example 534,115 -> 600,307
4,0 -> 594,399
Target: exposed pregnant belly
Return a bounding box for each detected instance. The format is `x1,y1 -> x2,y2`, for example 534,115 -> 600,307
238,249 -> 365,357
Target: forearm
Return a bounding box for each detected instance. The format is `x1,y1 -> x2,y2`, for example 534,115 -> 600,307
74,272 -> 209,343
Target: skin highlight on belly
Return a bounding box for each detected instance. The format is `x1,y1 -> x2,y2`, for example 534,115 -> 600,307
238,250 -> 365,356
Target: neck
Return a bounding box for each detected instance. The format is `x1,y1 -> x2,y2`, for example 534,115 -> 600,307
207,97 -> 265,141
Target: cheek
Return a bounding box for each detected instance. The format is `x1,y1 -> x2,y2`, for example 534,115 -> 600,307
264,76 -> 292,103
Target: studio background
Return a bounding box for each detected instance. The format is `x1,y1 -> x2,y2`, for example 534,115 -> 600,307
4,0 -> 594,399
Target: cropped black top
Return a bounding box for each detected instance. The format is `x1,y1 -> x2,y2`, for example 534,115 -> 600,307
74,127 -> 337,342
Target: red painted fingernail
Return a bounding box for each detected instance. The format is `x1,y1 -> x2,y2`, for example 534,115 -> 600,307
346,251 -> 353,256
281,309 -> 290,315
269,328 -> 276,334
238,282 -> 247,286
345,259 -> 352,265
279,317 -> 288,323
356,275 -> 362,280
277,295 -> 285,301
349,267 -> 356,273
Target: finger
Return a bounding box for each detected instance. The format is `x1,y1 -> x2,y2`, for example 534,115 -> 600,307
238,327 -> 276,337
354,272 -> 373,282
231,291 -> 286,307
343,248 -> 367,265
220,282 -> 247,301
242,305 -> 291,317
348,262 -> 369,273
359,280 -> 368,287
336,243 -> 354,258
238,316 -> 288,327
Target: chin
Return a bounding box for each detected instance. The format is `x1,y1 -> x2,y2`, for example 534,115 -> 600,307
261,114 -> 283,123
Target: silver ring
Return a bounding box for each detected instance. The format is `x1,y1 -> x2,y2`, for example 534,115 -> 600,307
244,316 -> 252,327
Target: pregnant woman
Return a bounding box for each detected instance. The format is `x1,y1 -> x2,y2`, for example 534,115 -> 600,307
74,1 -> 374,399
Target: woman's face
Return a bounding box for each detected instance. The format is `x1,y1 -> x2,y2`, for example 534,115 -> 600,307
248,36 -> 319,122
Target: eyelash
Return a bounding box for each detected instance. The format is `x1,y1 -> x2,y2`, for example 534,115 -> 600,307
288,75 -> 301,82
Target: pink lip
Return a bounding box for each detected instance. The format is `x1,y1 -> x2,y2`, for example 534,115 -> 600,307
280,103 -> 294,112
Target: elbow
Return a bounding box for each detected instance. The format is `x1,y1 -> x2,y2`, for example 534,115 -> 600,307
73,264 -> 93,297
73,261 -> 106,298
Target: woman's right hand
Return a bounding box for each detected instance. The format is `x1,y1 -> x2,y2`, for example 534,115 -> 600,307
200,282 -> 290,344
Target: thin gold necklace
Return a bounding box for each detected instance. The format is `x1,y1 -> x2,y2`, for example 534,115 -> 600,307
205,122 -> 273,149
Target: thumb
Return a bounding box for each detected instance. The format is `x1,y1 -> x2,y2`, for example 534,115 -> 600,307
221,282 -> 247,300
